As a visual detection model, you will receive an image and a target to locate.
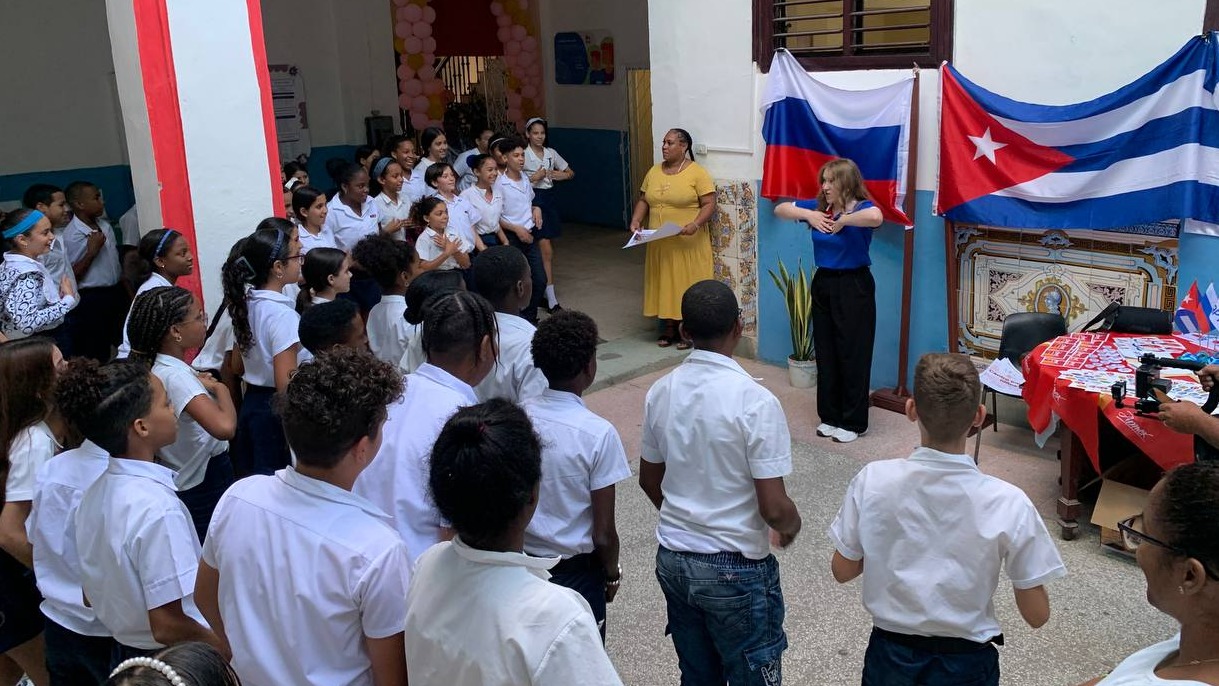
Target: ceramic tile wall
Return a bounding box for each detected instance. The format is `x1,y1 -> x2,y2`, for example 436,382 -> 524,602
709,179 -> 759,341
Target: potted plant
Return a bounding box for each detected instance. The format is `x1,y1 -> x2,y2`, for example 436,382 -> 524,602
768,259 -> 817,388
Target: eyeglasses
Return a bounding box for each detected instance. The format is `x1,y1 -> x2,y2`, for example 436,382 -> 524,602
282,253 -> 306,263
1118,514 -> 1219,580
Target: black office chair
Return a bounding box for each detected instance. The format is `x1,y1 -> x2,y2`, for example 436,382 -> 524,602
974,312 -> 1068,462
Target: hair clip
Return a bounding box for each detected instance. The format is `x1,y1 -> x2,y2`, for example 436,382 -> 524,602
110,656 -> 188,686
233,256 -> 257,283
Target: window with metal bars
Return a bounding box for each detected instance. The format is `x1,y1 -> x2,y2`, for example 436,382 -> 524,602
754,0 -> 952,72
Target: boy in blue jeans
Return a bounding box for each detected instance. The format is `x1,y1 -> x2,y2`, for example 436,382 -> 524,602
829,352 -> 1067,685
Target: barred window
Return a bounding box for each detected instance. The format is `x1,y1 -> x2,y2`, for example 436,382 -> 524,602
754,0 -> 953,72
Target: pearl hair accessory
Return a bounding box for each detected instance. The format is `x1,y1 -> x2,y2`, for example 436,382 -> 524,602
110,656 -> 189,686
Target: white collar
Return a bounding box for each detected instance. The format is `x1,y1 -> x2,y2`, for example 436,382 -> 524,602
495,311 -> 535,332
276,467 -> 393,523
379,294 -> 406,304
249,289 -> 295,306
683,349 -> 753,379
327,194 -> 372,219
2,252 -> 44,274
106,457 -> 178,489
153,353 -> 193,373
32,420 -> 62,450
907,446 -> 980,471
539,388 -> 584,408
450,536 -> 560,579
414,363 -> 478,404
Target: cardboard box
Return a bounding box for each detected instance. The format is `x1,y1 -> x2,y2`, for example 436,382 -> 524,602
1090,479 -> 1151,556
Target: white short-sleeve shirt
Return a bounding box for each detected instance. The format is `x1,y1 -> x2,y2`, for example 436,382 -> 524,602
75,458 -> 205,650
202,468 -> 411,686
366,295 -> 409,366
153,354 -> 227,491
522,390 -> 632,559
63,215 -> 121,288
436,192 -> 481,247
398,322 -> 424,374
297,224 -> 339,255
524,146 -> 570,191
39,228 -> 78,296
5,421 -> 59,502
1095,636 -> 1206,685
828,446 -> 1068,643
240,289 -> 301,388
405,538 -> 623,686
460,185 -> 505,236
453,148 -> 481,192
323,194 -> 381,252
191,309 -> 235,373
353,363 -> 477,563
641,350 -> 793,559
30,440 -> 111,636
374,192 -> 412,242
496,172 -> 536,229
414,228 -> 471,272
474,312 -> 547,404
116,272 -> 174,359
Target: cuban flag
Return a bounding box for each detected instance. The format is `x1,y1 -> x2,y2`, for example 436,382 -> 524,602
936,33 -> 1219,229
761,49 -> 913,226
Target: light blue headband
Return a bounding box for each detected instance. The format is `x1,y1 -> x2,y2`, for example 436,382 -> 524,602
372,157 -> 393,179
154,229 -> 178,257
2,210 -> 44,240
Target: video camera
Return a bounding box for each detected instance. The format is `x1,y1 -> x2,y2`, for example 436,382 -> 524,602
1111,353 -> 1219,462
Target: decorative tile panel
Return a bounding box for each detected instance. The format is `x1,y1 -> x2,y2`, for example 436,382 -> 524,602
709,179 -> 758,339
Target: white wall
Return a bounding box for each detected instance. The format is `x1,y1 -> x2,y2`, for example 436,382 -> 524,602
649,0 -> 1208,189
262,0 -> 400,147
538,0 -> 650,130
0,0 -> 127,175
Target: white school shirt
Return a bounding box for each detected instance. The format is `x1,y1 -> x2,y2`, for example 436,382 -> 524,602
192,309 -> 235,373
414,227 -> 471,272
202,468 -> 411,686
297,224 -> 339,255
241,289 -> 301,387
153,354 -> 227,491
641,350 -> 793,560
374,192 -> 412,242
366,295 -> 409,366
323,194 -> 380,252
413,157 -> 437,178
461,184 -> 505,236
828,446 -> 1068,643
398,322 -> 424,374
119,205 -> 140,245
453,147 -> 481,191
353,363 -> 476,563
522,390 -> 632,559
436,192 -> 481,247
524,146 -> 570,191
30,440 -> 111,636
496,172 -> 536,228
1096,636 -> 1208,685
39,229 -> 78,295
116,272 -> 174,358
5,421 -> 59,502
0,252 -> 76,338
474,312 -> 548,404
405,538 -> 623,686
75,458 -> 205,650
63,215 -> 121,288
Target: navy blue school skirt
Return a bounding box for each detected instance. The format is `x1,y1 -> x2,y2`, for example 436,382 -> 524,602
234,386 -> 290,477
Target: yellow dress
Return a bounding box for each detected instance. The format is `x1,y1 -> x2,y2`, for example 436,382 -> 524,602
641,161 -> 715,320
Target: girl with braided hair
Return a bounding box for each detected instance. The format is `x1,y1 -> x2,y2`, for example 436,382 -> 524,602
117,228 -> 195,358
127,287 -> 237,541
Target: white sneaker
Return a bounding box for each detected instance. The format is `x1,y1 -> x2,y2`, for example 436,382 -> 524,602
832,428 -> 867,443
816,423 -> 839,438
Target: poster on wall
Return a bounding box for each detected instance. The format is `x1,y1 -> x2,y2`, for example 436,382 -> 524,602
268,64 -> 311,164
553,31 -> 614,85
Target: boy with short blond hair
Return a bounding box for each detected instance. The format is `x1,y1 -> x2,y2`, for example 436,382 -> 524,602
829,352 -> 1067,685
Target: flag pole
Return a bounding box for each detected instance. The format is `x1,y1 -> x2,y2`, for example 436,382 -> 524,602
871,69 -> 920,414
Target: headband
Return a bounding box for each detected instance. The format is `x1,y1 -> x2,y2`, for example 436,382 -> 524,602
372,157 -> 393,179
525,117 -> 546,130
154,229 -> 178,257
110,656 -> 188,686
2,210 -> 44,239
489,137 -> 506,150
285,177 -> 304,191
268,229 -> 285,266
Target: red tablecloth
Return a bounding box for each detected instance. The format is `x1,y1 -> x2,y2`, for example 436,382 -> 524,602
1022,333 -> 1199,473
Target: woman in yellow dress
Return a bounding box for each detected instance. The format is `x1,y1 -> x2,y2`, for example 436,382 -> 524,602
629,128 -> 717,348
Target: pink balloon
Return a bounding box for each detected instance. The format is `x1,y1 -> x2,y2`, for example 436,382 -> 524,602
521,85 -> 536,99
490,1 -> 504,16
413,22 -> 432,39
506,91 -> 522,107
422,37 -> 437,54
402,3 -> 423,22
423,79 -> 443,95
496,13 -> 512,27
403,79 -> 423,97
411,113 -> 429,130
418,66 -> 435,81
399,93 -> 414,109
422,6 -> 436,23
497,27 -> 511,43
394,21 -> 412,39
396,63 -> 415,80
404,36 -> 423,54
422,53 -> 436,65
511,25 -> 528,41
522,36 -> 538,51
507,107 -> 522,121
393,0 -> 408,6
517,0 -> 528,8
505,40 -> 521,56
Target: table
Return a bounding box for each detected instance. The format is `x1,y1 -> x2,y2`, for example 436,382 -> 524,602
1022,333 -> 1204,539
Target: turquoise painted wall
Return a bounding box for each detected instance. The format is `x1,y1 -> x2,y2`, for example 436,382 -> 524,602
0,165 -> 136,220
546,128 -> 628,228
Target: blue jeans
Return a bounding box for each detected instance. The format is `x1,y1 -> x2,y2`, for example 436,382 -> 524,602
655,546 -> 787,686
862,628 -> 999,686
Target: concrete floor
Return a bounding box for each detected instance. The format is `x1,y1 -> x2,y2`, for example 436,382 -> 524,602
553,224 -> 1176,684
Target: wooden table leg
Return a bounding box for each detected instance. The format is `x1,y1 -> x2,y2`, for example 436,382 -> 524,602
1056,423 -> 1085,540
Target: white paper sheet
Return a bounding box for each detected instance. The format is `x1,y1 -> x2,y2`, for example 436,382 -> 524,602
980,358 -> 1025,396
623,222 -> 684,248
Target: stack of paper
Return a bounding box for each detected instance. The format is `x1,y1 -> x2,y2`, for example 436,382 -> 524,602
980,358 -> 1025,396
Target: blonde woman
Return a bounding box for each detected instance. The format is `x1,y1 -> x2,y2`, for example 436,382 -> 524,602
775,158 -> 883,444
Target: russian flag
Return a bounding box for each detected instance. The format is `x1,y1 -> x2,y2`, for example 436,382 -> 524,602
936,33 -> 1219,229
1176,281 -> 1212,335
760,49 -> 913,226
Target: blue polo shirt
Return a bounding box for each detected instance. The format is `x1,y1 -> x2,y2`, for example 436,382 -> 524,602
794,199 -> 876,269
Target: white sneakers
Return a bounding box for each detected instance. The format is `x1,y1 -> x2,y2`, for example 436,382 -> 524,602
817,423 -> 866,443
